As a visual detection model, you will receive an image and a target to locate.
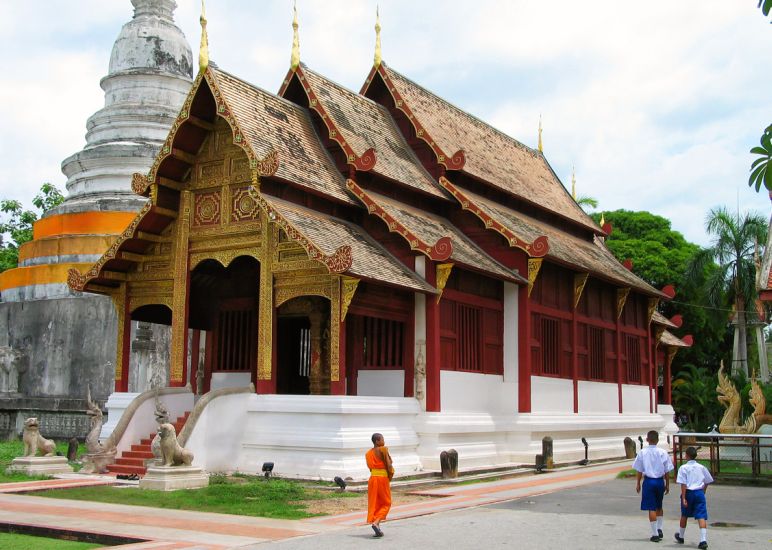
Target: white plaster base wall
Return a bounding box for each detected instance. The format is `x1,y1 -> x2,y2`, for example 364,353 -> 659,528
531,376 -> 574,413
622,384 -> 650,413
240,395 -> 422,480
211,372 -> 252,391
357,370 -> 404,397
441,371 -> 517,414
184,392 -> 250,472
578,381 -> 618,414
101,392 -> 140,442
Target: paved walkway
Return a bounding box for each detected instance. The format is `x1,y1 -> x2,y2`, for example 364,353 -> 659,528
0,462 -> 629,548
0,473 -> 118,494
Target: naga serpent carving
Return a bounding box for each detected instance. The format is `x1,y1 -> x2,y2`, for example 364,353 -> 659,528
749,374 -> 772,429
717,362 -> 756,434
85,385 -> 105,454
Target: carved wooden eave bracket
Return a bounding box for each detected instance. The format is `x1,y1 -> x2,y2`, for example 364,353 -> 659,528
340,276 -> 360,321
647,297 -> 660,325
654,326 -> 666,349
439,177 -> 549,258
573,273 -> 589,309
527,258 -> 543,297
135,67 -> 280,199
435,263 -> 454,303
281,67 -> 376,172
616,287 -> 630,319
362,63 -> 465,171
346,179 -> 452,261
67,201 -> 156,293
249,190 -> 352,274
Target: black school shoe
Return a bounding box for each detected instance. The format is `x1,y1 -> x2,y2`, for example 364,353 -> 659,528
674,533 -> 684,544
649,535 -> 661,542
658,529 -> 663,539
697,542 -> 708,549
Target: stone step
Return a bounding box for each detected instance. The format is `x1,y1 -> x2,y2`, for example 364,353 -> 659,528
131,444 -> 152,453
140,438 -> 153,446
107,463 -> 147,475
116,457 -> 147,467
123,450 -> 154,459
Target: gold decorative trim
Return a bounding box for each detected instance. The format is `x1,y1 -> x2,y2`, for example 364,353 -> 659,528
647,297 -> 660,324
340,276 -> 359,321
435,263 -> 454,304
190,247 -> 260,270
170,191 -> 192,383
111,289 -> 126,382
257,221 -> 275,381
654,326 -> 665,348
130,295 -> 173,313
616,287 -> 630,319
573,273 -> 589,309
527,258 -> 543,297
666,347 -> 678,363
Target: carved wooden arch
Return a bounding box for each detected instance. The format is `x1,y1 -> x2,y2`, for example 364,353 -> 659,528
361,63 -> 465,171
275,286 -> 332,309
189,249 -> 261,271
129,297 -> 173,314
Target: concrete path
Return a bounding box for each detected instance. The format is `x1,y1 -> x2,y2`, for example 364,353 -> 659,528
0,473 -> 118,494
0,462 -> 632,548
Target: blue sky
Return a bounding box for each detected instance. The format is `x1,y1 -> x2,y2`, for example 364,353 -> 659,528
0,0 -> 770,246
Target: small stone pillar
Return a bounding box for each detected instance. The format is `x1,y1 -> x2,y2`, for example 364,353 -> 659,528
542,436 -> 554,469
440,449 -> 458,479
67,438 -> 79,462
624,437 -> 637,458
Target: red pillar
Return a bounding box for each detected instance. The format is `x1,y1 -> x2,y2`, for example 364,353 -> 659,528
516,261 -> 532,413
664,349 -> 673,405
425,262 -> 441,412
616,314 -> 623,414
648,328 -> 655,413
572,303 -> 579,413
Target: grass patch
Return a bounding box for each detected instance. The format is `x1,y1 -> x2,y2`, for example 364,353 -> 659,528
37,475 -> 358,519
0,439 -> 86,483
0,532 -> 100,549
616,468 -> 637,479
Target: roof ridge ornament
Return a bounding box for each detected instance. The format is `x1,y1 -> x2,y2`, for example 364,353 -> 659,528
199,0 -> 209,72
374,6 -> 382,69
538,114 -> 543,153
291,1 -> 300,71
571,165 -> 576,200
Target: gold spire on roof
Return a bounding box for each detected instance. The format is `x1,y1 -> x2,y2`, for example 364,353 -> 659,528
600,212 -> 606,227
537,114 -> 543,152
199,0 -> 209,72
290,1 -> 300,71
374,6 -> 382,69
571,165 -> 576,200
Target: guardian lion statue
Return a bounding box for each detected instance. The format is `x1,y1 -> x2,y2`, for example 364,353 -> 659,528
22,417 -> 56,457
157,423 -> 193,467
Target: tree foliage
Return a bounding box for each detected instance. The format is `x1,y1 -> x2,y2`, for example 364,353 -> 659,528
0,183 -> 64,273
749,124 -> 772,192
592,209 -> 731,370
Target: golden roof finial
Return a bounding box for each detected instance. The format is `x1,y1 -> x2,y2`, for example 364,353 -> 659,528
290,1 -> 300,71
538,114 -> 543,153
571,165 -> 576,200
600,212 -> 606,227
374,6 -> 382,69
199,0 -> 209,72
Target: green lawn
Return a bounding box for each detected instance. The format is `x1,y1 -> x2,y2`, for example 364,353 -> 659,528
37,474 -> 358,519
0,439 -> 85,483
0,532 -> 100,550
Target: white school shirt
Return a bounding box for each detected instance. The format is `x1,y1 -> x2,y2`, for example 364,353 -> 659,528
632,445 -> 674,478
676,460 -> 714,490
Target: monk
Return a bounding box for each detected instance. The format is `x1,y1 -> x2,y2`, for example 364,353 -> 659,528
366,432 -> 394,537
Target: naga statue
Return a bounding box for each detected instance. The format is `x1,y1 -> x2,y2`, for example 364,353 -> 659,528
717,362 -> 756,434
749,373 -> 772,429
85,385 -> 105,454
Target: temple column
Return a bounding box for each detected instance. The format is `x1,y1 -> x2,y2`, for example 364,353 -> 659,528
257,223 -> 276,394
330,276 -> 347,395
616,310 -> 623,414
414,257 -> 428,409
518,256 -> 535,413
112,287 -> 131,392
169,191 -> 191,387
309,310 -> 324,395
425,260 -> 441,412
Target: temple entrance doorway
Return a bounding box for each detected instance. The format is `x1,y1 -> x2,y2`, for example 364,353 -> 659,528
189,256 -> 260,392
128,304 -> 172,392
276,296 -> 330,395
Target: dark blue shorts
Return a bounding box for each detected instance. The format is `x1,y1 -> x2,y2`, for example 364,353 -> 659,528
681,489 -> 708,520
640,477 -> 665,511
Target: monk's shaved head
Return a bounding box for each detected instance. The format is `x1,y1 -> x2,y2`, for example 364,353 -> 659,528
371,433 -> 383,445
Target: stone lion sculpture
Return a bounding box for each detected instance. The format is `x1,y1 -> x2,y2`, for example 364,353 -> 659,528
157,423 -> 193,467
23,417 -> 56,457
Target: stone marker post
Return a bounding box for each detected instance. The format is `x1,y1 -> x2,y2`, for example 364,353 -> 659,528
542,436 -> 554,469
624,437 -> 637,459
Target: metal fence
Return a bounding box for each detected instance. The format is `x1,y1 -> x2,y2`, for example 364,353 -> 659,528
673,432 -> 772,480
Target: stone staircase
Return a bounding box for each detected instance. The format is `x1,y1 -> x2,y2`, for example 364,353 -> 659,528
107,412 -> 190,477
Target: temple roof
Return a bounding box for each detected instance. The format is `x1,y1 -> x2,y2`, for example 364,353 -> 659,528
452,183 -> 662,296
377,64 -> 599,233
211,67 -> 356,206
292,65 -> 445,199
354,187 -> 524,283
263,196 -> 436,294
660,329 -> 690,348
651,310 -> 677,328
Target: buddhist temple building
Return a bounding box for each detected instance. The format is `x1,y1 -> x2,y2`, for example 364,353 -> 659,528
53,5 -> 697,478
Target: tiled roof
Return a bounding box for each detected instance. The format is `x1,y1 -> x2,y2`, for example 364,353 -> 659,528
263,196 -> 436,294
651,310 -> 677,328
210,67 -> 355,205
380,64 -> 598,232
363,190 -> 524,283
660,330 -> 690,348
298,66 -> 445,199
454,184 -> 661,296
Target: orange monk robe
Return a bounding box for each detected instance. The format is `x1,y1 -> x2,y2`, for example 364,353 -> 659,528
366,447 -> 392,524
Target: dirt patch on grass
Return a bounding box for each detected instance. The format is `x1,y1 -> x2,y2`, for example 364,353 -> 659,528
298,490 -> 438,515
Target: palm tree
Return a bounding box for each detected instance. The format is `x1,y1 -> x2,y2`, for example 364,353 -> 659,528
576,196 -> 598,211
687,206 -> 768,376
749,124 -> 772,193
671,365 -> 718,431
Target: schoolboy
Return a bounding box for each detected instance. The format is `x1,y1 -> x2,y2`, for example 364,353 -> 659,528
674,446 -> 714,549
632,430 -> 674,542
